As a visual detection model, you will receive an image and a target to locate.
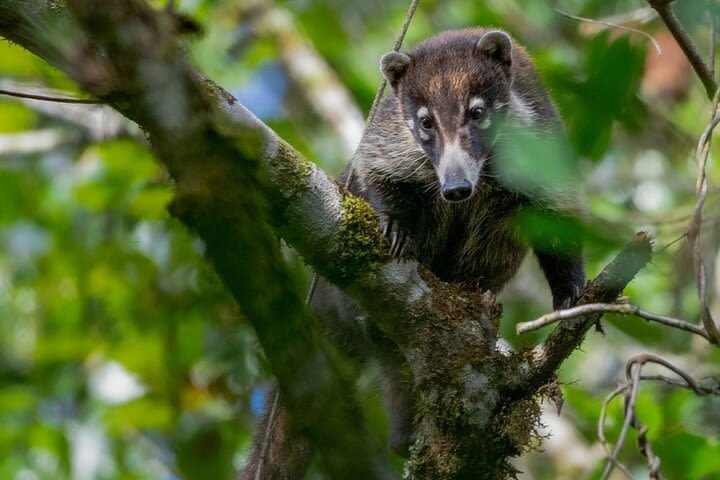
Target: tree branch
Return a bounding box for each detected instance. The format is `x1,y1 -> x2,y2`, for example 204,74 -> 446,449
516,302 -> 710,340
599,353 -> 720,480
527,233 -> 653,389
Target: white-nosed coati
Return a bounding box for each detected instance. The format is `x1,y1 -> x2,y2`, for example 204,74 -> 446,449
242,28 -> 585,479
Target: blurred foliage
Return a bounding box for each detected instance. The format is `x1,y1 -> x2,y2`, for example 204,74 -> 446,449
1,0 -> 719,479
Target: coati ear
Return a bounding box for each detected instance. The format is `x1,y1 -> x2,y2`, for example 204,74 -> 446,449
476,31 -> 513,70
381,51 -> 412,88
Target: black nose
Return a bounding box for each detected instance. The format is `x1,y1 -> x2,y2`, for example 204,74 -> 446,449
441,180 -> 473,202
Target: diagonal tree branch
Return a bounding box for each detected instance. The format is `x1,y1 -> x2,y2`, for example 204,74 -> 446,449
516,302 -> 710,340
526,232 -> 653,389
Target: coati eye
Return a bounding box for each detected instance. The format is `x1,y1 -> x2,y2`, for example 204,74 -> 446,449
470,106 -> 485,121
419,116 -> 434,130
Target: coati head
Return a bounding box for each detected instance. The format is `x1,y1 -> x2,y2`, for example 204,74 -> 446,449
380,29 -> 515,202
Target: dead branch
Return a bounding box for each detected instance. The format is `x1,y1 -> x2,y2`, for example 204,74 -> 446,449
516,302 -> 710,340
599,353 -> 720,480
689,88 -> 720,344
527,233 -> 653,389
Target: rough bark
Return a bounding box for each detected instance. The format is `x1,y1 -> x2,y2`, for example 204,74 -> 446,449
0,2 -> 652,478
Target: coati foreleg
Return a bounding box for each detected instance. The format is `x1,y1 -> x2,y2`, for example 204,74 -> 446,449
535,251 -> 585,310
377,342 -> 416,456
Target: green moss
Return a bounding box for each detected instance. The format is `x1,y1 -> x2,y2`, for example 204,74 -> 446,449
48,0 -> 65,11
404,430 -> 463,480
499,396 -> 544,454
325,194 -> 389,287
269,141 -> 313,202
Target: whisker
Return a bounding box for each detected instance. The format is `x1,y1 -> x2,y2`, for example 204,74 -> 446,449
395,156 -> 432,182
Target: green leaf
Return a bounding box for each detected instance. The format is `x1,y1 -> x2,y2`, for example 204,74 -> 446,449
104,398 -> 173,433
129,186 -> 174,219
654,432 -> 708,479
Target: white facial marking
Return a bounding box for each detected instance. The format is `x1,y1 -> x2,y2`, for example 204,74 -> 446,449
418,129 -> 430,141
437,139 -> 482,190
509,91 -> 537,125
479,118 -> 492,130
469,96 -> 485,109
417,106 -> 429,119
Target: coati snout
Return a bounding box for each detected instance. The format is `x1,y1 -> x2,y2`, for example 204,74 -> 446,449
380,30 -> 514,203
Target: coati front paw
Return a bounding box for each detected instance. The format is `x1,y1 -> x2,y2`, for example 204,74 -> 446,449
554,283 -> 585,310
379,213 -> 412,259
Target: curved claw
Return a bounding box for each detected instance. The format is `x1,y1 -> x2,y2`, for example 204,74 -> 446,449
379,213 -> 392,237
380,213 -> 412,260
555,284 -> 585,310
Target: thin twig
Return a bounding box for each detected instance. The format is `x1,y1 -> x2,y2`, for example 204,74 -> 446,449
546,1 -> 661,55
625,353 -> 712,396
689,87 -> 720,344
648,0 -> 718,99
598,353 -> 720,479
657,232 -> 687,253
516,302 -> 710,340
640,374 -> 720,394
578,7 -> 658,36
598,384 -> 635,480
600,362 -> 642,480
0,87 -> 99,104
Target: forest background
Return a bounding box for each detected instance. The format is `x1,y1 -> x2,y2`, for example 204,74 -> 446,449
0,0 -> 719,479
